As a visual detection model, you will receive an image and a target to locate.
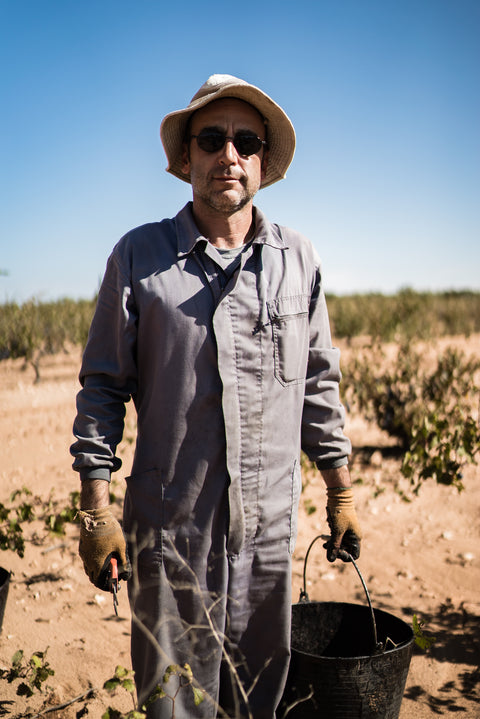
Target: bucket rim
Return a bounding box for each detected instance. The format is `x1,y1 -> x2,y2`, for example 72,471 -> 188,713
291,643 -> 414,661
291,600 -> 414,659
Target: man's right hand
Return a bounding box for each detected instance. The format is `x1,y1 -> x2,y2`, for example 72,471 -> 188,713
78,507 -> 132,590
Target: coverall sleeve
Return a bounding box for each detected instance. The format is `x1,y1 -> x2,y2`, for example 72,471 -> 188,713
301,261 -> 351,469
70,244 -> 138,481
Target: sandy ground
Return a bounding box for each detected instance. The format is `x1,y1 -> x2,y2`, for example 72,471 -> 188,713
0,339 -> 479,718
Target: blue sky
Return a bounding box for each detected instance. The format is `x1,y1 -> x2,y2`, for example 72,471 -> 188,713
1,0 -> 479,302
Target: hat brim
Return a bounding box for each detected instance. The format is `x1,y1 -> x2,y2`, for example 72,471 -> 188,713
160,80 -> 296,189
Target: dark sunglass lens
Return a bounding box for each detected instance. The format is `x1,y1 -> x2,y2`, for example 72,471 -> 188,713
195,131 -> 263,155
197,131 -> 225,153
234,133 -> 262,156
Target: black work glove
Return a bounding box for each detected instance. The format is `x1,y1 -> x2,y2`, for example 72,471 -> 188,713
323,487 -> 362,562
78,507 -> 132,590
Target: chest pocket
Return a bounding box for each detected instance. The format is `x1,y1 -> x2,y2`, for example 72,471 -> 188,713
267,295 -> 310,386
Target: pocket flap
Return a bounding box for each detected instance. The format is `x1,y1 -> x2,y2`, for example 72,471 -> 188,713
267,295 -> 309,319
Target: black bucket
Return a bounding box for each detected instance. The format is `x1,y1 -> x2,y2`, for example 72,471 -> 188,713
0,567 -> 10,633
280,537 -> 414,719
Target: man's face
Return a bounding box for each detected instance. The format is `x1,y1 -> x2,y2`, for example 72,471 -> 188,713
182,98 -> 268,217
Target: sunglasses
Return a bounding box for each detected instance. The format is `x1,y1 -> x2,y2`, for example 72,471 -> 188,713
190,129 -> 267,157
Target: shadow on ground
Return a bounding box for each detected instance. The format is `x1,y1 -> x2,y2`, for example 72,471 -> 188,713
376,596 -> 480,714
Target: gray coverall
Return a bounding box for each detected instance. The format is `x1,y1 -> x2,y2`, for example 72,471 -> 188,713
71,203 -> 351,718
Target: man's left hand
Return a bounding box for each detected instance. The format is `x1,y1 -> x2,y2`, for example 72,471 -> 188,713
324,487 -> 362,562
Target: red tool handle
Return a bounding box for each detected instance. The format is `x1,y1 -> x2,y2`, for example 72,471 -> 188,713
110,557 -> 118,582
109,557 -> 119,616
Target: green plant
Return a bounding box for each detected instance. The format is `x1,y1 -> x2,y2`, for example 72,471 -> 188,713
0,297 -> 95,380
327,289 -> 480,342
102,710 -> 146,719
0,648 -> 54,696
102,663 -> 204,719
0,488 -> 35,557
1,488 -> 83,556
412,614 -> 436,652
144,663 -> 204,717
43,490 -> 80,536
103,665 -> 145,719
342,342 -> 480,491
303,498 -> 317,516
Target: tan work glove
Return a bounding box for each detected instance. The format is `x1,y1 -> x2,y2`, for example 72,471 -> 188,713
324,487 -> 362,562
78,507 -> 132,590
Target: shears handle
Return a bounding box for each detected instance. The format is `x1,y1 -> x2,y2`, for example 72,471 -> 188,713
108,557 -> 119,616
108,556 -> 118,586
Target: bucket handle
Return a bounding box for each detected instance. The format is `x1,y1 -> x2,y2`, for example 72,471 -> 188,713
298,534 -> 383,653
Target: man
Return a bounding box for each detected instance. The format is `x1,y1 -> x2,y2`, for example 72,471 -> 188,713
71,74 -> 362,719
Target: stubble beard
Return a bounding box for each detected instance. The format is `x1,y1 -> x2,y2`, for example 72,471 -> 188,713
194,172 -> 260,217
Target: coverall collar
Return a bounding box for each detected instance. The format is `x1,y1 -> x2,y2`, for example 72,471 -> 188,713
175,202 -> 288,257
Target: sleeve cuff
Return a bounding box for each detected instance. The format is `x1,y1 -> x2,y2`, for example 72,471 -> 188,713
315,456 -> 349,471
79,467 -> 112,482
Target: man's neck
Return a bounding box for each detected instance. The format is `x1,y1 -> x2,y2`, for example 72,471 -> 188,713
191,201 -> 255,249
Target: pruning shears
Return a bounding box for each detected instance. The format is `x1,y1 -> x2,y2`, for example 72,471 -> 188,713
107,557 -> 119,616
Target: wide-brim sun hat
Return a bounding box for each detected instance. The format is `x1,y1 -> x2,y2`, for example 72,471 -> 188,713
160,74 -> 296,189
